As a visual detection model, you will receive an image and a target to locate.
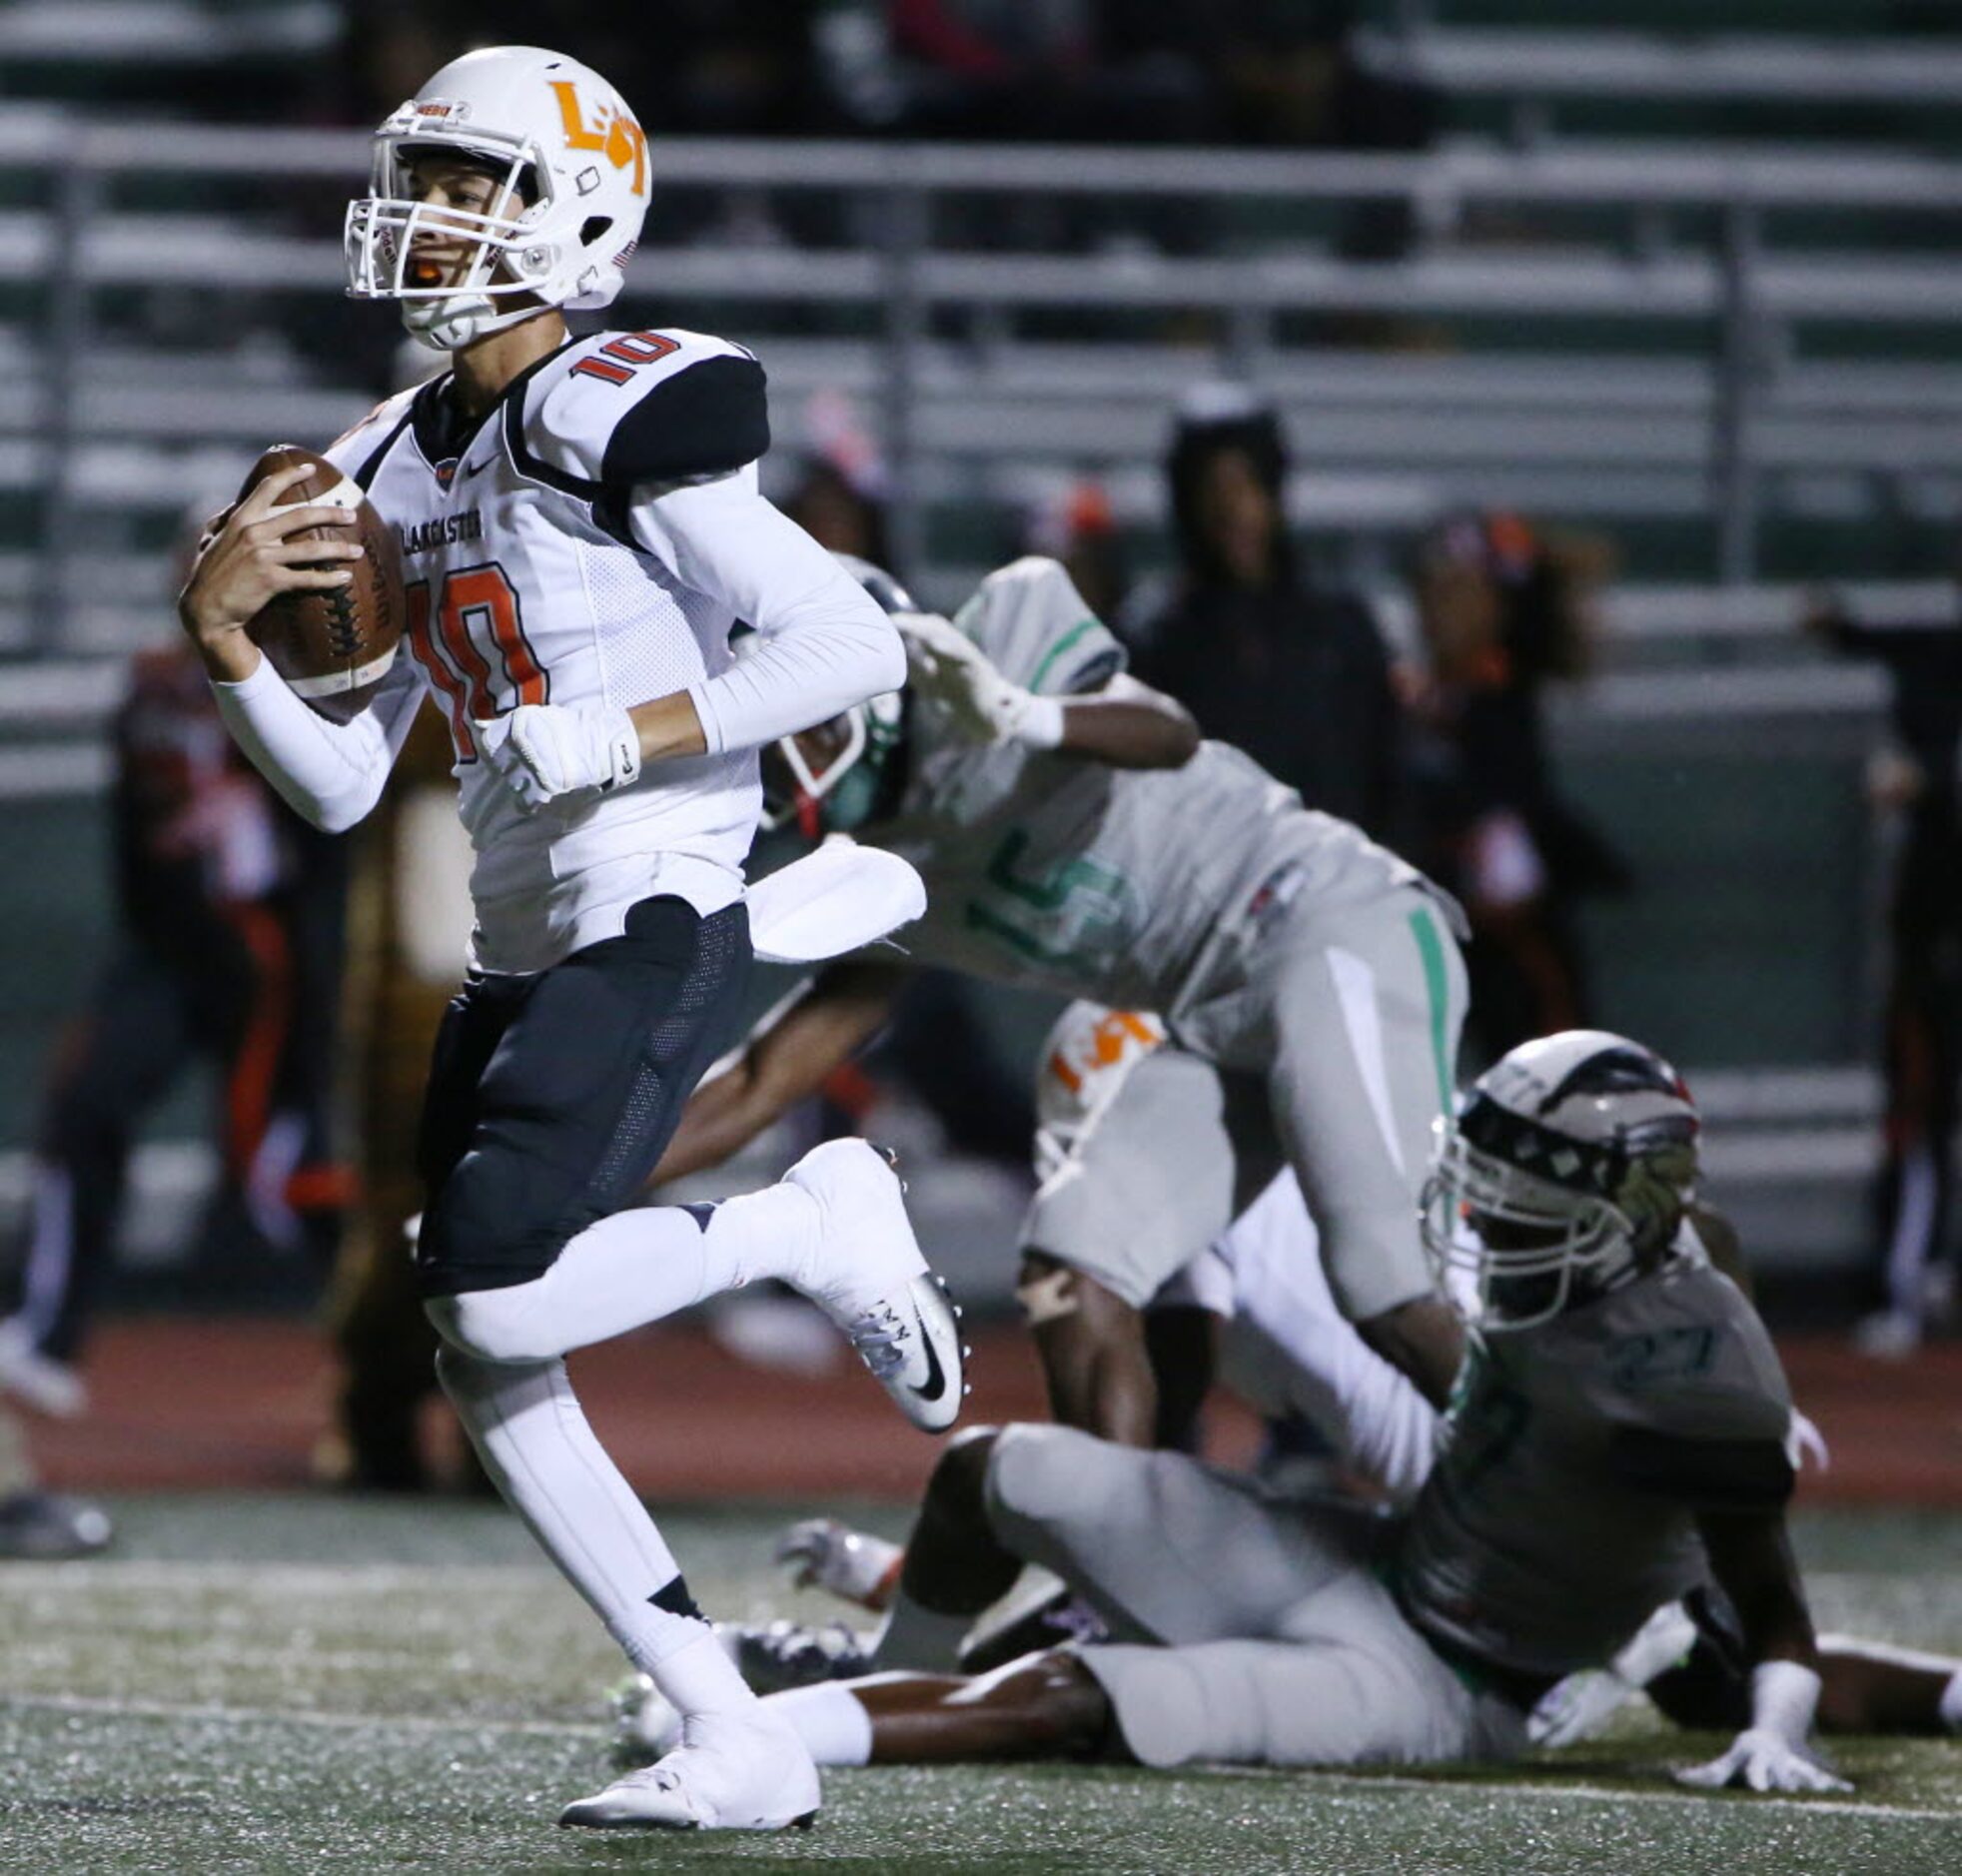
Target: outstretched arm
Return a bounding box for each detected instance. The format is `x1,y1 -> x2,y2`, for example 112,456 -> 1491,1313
903,612 -> 1198,771
1677,1508 -> 1848,1793
650,960 -> 907,1184
1051,674 -> 1200,770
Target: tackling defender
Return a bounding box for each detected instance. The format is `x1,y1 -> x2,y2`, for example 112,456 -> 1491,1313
658,552 -> 1472,1420
177,45 -> 963,1832
654,1034 -> 1962,1790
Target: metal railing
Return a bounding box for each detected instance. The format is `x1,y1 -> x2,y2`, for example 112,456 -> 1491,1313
6,117 -> 1962,649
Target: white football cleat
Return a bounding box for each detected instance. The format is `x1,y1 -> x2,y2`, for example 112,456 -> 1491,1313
782,1140 -> 968,1433
561,1709 -> 820,1831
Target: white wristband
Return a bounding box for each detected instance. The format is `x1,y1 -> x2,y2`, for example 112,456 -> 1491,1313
1013,691 -> 1067,749
1750,1659 -> 1823,1747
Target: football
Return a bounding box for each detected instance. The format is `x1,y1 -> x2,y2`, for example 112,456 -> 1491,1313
238,444 -> 405,713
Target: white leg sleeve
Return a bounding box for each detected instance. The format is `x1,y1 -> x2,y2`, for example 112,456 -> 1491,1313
435,1348 -> 753,1716
427,1183 -> 821,1363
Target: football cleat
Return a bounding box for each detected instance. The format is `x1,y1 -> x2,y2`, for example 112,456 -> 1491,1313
560,1710 -> 819,1831
781,1140 -> 967,1433
774,1516 -> 904,1610
720,1619 -> 875,1695
0,1489 -> 112,1559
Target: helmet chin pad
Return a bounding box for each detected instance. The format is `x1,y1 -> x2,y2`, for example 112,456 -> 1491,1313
399,289 -> 538,352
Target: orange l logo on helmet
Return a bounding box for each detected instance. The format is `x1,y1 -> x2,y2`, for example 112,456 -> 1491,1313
549,81 -> 648,197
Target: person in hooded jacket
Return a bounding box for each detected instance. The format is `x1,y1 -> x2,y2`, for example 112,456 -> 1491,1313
1132,385 -> 1406,845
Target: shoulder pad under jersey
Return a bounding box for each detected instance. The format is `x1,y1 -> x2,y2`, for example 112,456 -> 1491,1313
515,328 -> 769,496
951,555 -> 1128,695
324,383 -> 422,488
1587,1266 -> 1797,1501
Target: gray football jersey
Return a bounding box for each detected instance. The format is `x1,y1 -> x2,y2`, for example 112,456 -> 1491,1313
864,557 -> 1418,1012
1396,1235 -> 1796,1679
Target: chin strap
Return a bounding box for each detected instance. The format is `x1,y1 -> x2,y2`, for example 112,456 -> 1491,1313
401,292 -> 542,353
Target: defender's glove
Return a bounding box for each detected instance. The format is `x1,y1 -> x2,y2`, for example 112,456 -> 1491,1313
898,611 -> 1064,750
1675,1661 -> 1851,1794
1529,1600 -> 1699,1747
773,1516 -> 904,1611
476,701 -> 640,812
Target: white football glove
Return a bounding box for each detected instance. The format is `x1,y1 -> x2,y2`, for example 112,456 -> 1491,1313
897,611 -> 1064,749
1674,1729 -> 1851,1795
1530,1600 -> 1700,1747
475,701 -> 640,813
1674,1661 -> 1850,1795
1527,1667 -> 1643,1750
773,1516 -> 903,1610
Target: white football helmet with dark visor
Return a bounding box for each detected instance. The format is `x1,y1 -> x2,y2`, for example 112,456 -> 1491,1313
1422,1029 -> 1700,1332
345,45 -> 650,351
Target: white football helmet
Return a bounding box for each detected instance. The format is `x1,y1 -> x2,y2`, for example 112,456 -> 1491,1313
345,45 -> 650,352
1421,1029 -> 1700,1333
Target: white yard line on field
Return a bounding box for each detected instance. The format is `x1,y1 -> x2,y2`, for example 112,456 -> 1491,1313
0,1560 -> 553,1594
1,1692 -> 1953,1825
0,1690 -> 594,1741
1228,1764 -> 1955,1825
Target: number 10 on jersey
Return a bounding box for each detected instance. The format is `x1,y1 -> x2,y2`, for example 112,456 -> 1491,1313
408,563 -> 547,761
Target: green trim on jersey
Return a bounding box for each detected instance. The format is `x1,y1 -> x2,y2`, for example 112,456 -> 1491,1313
967,827 -> 1135,968
1410,905 -> 1454,1114
1025,616 -> 1101,694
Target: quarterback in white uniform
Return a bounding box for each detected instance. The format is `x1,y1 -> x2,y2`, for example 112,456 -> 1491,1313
177,46 -> 963,1834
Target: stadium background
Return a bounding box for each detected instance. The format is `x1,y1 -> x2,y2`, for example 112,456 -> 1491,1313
9,0 -> 1960,1317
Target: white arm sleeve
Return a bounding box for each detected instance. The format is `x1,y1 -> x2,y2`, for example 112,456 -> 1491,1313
211,652 -> 429,834
628,471 -> 905,756
1216,1172 -> 1441,1503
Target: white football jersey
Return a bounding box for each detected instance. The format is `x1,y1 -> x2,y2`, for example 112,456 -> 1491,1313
325,327 -> 772,973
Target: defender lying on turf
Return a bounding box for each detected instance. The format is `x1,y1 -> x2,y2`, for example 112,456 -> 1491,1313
632,1032 -> 1962,1790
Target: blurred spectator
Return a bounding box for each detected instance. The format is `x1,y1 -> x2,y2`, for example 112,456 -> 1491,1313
873,0 -> 1212,143
341,2 -> 820,135
320,706 -> 476,1491
1807,590 -> 1962,1357
787,460 -> 894,567
1134,384 -> 1406,841
1027,477 -> 1129,624
782,389 -> 895,567
0,630 -> 349,1421
1212,1 -> 1438,257
1404,512 -> 1628,1064
0,1404 -> 110,1558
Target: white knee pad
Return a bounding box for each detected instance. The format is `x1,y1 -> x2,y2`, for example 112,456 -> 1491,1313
985,1422 -> 1101,1527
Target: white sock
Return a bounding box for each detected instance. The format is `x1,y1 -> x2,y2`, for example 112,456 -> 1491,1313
430,1184 -> 823,1362
436,1348 -> 755,1714
1940,1670 -> 1962,1732
656,1627 -> 755,1722
871,1586 -> 971,1672
768,1682 -> 873,1766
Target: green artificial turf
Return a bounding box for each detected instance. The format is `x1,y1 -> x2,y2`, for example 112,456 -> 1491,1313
2,1494 -> 1960,1875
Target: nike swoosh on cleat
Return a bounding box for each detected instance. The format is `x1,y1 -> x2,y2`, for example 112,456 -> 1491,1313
907,1308 -> 947,1404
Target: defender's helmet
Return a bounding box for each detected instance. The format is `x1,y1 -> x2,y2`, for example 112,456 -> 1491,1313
1421,1030 -> 1699,1333
757,554 -> 910,836
346,45 -> 650,352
